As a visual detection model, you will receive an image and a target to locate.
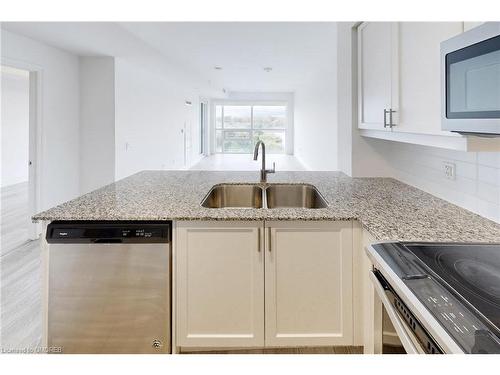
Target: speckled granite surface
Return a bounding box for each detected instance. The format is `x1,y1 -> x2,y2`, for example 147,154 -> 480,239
32,170 -> 500,242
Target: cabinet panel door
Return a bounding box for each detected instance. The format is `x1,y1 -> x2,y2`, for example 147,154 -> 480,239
358,22 -> 397,130
397,22 -> 464,134
176,221 -> 264,348
265,221 -> 353,347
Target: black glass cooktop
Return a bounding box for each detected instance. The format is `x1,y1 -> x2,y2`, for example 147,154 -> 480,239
405,243 -> 500,334
371,242 -> 500,353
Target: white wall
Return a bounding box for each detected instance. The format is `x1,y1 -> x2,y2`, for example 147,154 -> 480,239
79,57 -> 115,194
225,92 -> 292,102
336,22 -> 402,178
1,30 -> 80,210
336,23 -> 353,176
294,82 -> 338,170
2,29 -> 211,199
1,67 -> 29,187
292,25 -> 339,171
114,58 -> 202,179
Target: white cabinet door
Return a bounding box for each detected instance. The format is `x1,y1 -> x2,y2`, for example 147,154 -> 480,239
397,22 -> 464,135
264,221 -> 353,347
358,22 -> 399,130
176,221 -> 264,348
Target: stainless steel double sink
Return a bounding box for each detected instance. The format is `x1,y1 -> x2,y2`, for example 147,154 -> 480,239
201,183 -> 328,209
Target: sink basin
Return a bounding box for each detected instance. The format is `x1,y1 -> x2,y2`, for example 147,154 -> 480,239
201,184 -> 263,208
201,183 -> 328,209
265,184 -> 328,209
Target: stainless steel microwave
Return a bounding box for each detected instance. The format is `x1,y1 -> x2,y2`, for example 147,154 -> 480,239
441,22 -> 500,136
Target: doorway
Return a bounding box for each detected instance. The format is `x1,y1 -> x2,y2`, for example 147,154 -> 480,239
1,65 -> 39,256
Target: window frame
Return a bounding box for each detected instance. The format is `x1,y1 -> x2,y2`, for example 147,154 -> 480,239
212,101 -> 290,155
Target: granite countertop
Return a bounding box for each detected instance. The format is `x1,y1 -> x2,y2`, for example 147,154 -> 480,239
32,170 -> 500,242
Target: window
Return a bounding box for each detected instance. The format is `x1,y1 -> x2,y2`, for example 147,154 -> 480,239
215,104 -> 287,154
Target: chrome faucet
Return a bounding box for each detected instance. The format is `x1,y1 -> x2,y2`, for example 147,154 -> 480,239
253,141 -> 275,183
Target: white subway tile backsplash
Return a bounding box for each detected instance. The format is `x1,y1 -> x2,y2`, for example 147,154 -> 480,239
477,152 -> 500,168
477,165 -> 500,187
452,160 -> 477,180
475,199 -> 500,223
394,168 -> 479,213
426,144 -> 478,164
379,142 -> 500,223
477,181 -> 500,205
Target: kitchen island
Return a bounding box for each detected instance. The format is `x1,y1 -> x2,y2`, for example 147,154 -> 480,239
33,170 -> 500,354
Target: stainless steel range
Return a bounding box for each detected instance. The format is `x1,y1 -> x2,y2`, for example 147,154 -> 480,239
366,242 -> 500,354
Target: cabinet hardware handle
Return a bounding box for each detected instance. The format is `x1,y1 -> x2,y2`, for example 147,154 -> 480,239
383,109 -> 389,128
389,108 -> 397,128
257,228 -> 261,252
268,227 -> 272,252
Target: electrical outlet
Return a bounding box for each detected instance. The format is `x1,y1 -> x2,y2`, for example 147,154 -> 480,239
443,162 -> 456,180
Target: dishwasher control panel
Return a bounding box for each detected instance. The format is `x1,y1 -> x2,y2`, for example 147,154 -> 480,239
46,221 -> 171,243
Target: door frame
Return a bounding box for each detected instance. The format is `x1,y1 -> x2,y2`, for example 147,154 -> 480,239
199,98 -> 209,157
2,57 -> 43,239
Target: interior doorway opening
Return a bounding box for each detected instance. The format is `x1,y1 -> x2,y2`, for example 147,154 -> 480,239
1,65 -> 39,256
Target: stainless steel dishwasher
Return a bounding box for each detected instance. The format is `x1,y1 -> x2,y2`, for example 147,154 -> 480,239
45,221 -> 171,354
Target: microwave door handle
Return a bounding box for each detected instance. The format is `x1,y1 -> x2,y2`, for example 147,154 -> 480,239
369,271 -> 423,354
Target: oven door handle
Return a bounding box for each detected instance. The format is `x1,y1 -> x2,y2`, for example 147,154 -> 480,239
369,271 -> 424,354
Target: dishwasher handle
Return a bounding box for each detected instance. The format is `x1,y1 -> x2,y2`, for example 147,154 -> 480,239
46,221 -> 171,244
92,238 -> 123,244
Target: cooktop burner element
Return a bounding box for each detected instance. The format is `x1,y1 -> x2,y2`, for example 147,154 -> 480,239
405,244 -> 500,333
453,259 -> 500,300
369,242 -> 500,354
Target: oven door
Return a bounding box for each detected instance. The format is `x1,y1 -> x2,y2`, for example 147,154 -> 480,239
370,271 -> 424,354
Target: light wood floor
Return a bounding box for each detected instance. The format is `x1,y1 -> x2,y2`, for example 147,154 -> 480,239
0,239 -> 42,351
1,182 -> 30,257
182,346 -> 363,354
1,182 -> 42,351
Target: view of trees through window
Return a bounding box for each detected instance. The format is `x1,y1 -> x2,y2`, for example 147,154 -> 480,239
215,104 -> 286,153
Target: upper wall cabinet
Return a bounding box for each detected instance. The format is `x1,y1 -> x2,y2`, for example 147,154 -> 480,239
357,22 -> 500,151
358,22 -> 399,131
397,22 -> 463,135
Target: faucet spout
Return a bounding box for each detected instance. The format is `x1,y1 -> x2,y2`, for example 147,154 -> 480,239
253,141 -> 275,183
253,141 -> 262,161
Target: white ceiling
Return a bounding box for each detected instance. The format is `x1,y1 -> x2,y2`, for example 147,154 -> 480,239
120,22 -> 337,92
1,22 -> 337,92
